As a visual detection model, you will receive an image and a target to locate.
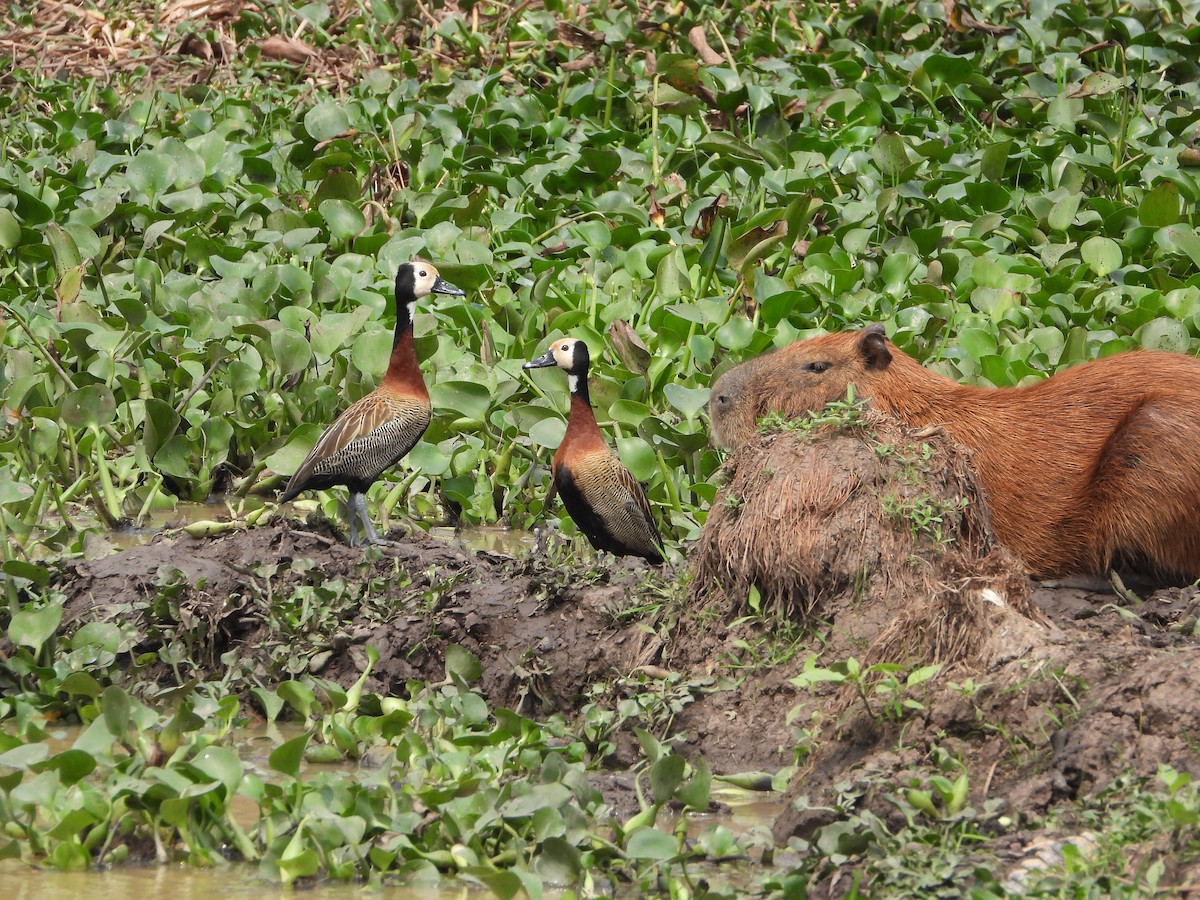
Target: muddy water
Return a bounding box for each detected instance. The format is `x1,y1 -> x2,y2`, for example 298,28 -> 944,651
0,862 -> 483,900
94,500 -> 536,557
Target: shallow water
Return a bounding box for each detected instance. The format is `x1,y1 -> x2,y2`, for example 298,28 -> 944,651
87,500 -> 537,557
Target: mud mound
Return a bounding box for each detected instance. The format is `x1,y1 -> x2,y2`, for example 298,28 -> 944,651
690,417 -> 1037,668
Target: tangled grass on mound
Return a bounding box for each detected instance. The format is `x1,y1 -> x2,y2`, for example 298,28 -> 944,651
690,412 -> 1040,668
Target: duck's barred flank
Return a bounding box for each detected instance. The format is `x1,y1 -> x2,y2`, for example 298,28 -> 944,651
308,400 -> 432,488
556,449 -> 664,563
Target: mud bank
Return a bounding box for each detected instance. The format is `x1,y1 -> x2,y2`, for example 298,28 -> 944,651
52,518 -> 1200,856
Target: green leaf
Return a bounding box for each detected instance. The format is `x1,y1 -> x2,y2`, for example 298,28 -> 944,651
32,749 -> 96,786
1046,193 -> 1082,233
1138,317 -> 1189,353
616,436 -> 657,482
269,732 -> 310,779
625,827 -> 679,861
1167,226 -> 1200,271
663,384 -> 710,418
351,328 -> 395,379
430,380 -> 493,423
445,644 -> 483,685
1140,183 -> 1181,228
46,223 -> 82,273
8,603 -> 63,655
304,102 -> 351,141
127,151 -> 178,198
871,133 -> 909,181
0,209 -> 21,250
270,328 -> 312,377
649,753 -> 686,804
101,685 -> 131,739
192,746 -> 243,798
319,199 -> 365,241
1081,236 -> 1122,277
60,385 -> 117,430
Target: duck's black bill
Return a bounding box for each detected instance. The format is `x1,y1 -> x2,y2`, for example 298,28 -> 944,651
432,276 -> 466,296
523,350 -> 557,370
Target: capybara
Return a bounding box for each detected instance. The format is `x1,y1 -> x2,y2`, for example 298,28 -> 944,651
708,324 -> 1200,582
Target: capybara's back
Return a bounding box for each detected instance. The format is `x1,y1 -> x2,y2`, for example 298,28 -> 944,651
708,324 -> 1200,583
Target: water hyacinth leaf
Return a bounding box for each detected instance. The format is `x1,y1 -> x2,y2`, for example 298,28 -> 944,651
269,732 -> 310,779
271,328 -> 312,377
528,416 -> 566,449
8,603 -> 63,655
319,199 -> 365,241
32,750 -> 96,786
663,384 -> 711,418
625,827 -> 679,861
2,560 -> 50,586
277,680 -> 320,717
445,644 -> 483,685
1167,227 -> 1200,271
1081,236 -> 1122,277
0,208 -> 21,249
192,746 -> 243,798
263,424 -> 325,477
1047,194 -> 1082,233
59,672 -> 103,699
45,223 -> 82,273
1140,183 -> 1181,227
649,753 -> 687,804
0,480 -> 33,505
126,151 -> 178,199
1139,317 -> 1189,353
616,436 -> 656,482
60,385 -> 116,429
728,221 -> 787,270
304,102 -> 351,141
872,133 -> 909,181
143,398 -> 181,458
655,249 -> 688,298
430,381 -> 493,423
351,328 -> 395,379
101,686 -> 131,740
534,836 -> 583,883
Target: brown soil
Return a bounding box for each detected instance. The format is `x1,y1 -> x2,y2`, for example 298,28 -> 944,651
50,428 -> 1200,862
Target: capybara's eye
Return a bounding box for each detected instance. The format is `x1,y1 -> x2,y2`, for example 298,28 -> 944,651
717,394 -> 729,405
803,361 -> 832,373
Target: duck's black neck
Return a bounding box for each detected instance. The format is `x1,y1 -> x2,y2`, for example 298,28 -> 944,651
568,366 -> 591,407
392,298 -> 414,349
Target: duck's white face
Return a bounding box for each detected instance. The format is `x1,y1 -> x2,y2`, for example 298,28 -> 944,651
410,262 -> 442,298
550,338 -> 581,370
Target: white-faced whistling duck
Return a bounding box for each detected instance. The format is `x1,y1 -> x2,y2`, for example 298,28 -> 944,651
279,261 -> 465,547
523,337 -> 665,564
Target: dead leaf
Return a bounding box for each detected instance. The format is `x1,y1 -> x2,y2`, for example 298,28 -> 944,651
561,52 -> 597,72
259,34 -> 315,63
608,321 -> 652,375
647,187 -> 665,228
691,193 -> 727,239
556,21 -> 601,49
687,25 -> 723,66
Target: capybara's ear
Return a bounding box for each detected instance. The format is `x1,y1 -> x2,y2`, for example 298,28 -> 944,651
859,324 -> 892,371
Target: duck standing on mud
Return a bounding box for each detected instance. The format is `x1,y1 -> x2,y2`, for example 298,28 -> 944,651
523,337 -> 665,564
279,261 -> 465,547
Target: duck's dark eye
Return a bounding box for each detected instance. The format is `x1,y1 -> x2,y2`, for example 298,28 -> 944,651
419,270 -> 428,277
803,361 -> 831,374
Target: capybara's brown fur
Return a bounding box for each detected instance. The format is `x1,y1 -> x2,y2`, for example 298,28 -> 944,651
709,324 -> 1200,582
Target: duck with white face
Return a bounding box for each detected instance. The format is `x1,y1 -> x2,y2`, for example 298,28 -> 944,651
524,336 -> 665,564
279,260 -> 465,547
